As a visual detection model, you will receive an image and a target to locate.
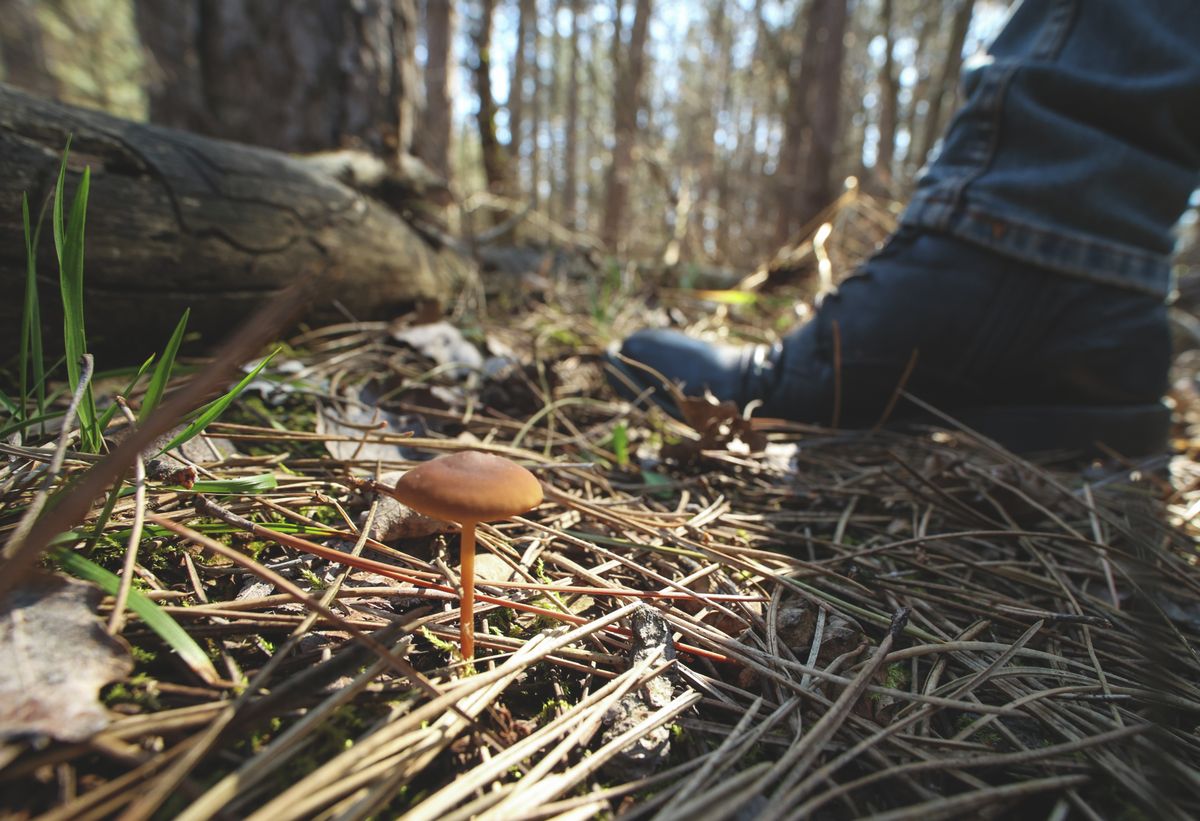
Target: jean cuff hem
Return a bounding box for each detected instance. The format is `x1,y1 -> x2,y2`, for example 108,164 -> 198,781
901,194 -> 1172,298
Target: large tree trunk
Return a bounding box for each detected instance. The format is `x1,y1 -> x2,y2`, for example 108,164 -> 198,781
791,0 -> 849,236
528,7 -> 544,212
562,0 -> 582,229
509,0 -> 534,191
0,85 -> 472,360
775,0 -> 850,244
900,4 -> 939,182
0,0 -> 59,99
600,0 -> 652,252
917,0 -> 976,166
874,0 -> 899,190
470,0 -> 512,218
133,0 -> 417,159
772,3 -> 812,247
416,0 -> 454,182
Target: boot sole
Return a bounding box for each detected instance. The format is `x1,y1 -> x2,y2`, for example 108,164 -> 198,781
607,358 -> 1171,458
607,350 -> 1171,457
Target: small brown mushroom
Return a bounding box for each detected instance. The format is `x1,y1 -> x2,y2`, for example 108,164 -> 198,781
383,451 -> 543,659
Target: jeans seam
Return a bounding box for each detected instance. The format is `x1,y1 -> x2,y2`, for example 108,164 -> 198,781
949,66 -> 1017,212
902,201 -> 1169,297
953,0 -> 1077,219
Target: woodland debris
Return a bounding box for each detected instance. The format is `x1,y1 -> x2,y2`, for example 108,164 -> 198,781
0,573 -> 132,742
600,605 -> 686,779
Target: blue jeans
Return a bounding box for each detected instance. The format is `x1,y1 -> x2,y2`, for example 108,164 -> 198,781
902,0 -> 1200,298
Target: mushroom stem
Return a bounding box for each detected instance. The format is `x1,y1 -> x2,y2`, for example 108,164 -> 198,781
459,521 -> 478,660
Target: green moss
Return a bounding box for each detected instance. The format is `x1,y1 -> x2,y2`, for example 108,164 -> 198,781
298,567 -> 326,589
953,713 -> 1003,748
883,662 -> 910,691
248,703 -> 377,792
298,505 -> 338,526
249,540 -> 274,561
486,606 -> 519,637
102,673 -> 161,710
536,698 -> 571,724
420,626 -> 458,655
129,644 -> 157,664
247,717 -> 285,754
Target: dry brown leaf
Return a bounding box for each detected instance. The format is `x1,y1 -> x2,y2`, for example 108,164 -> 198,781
665,392 -> 768,465
0,573 -> 133,742
391,320 -> 484,379
317,398 -> 425,464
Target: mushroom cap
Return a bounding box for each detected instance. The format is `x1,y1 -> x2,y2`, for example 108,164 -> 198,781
390,451 -> 543,524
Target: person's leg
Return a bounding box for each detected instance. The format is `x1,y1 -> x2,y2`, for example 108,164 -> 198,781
905,0 -> 1200,295
609,0 -> 1200,455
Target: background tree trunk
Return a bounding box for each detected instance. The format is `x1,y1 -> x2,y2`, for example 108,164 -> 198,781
601,0 -> 652,251
470,0 -> 512,214
772,1 -> 813,246
917,0 -> 976,167
133,0 -> 417,159
562,0 -> 581,229
0,0 -> 59,99
529,6 -> 543,212
509,0 -> 534,195
0,85 -> 472,360
874,0 -> 898,190
793,0 -> 849,234
775,0 -> 848,244
900,5 -> 939,182
416,0 -> 454,182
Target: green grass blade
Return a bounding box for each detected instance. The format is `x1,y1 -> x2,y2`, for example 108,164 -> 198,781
95,355 -> 156,433
20,194 -> 48,426
609,421 -> 630,467
54,148 -> 100,452
141,310 -> 190,419
52,135 -> 71,268
180,474 -> 278,494
0,389 -> 18,416
0,410 -> 66,440
53,547 -> 220,684
83,480 -> 128,556
158,348 -> 280,454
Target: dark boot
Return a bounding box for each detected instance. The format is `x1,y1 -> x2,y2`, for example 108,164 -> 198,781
607,231 -> 1172,456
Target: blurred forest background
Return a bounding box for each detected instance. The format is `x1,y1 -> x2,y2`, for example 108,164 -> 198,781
1,0 -> 1196,280
0,0 -> 1014,266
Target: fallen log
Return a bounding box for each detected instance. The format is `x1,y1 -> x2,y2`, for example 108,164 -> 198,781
0,84 -> 475,360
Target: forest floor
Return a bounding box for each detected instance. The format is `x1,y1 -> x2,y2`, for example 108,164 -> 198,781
3,197 -> 1200,820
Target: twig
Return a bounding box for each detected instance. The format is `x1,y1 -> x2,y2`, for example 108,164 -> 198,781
107,397 -> 146,635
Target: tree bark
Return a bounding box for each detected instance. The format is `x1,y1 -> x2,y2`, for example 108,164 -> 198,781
778,0 -> 848,241
416,0 -> 454,182
0,0 -> 59,99
917,0 -> 976,166
509,0 -> 534,191
0,84 -> 472,359
874,0 -> 899,189
133,0 -> 417,159
900,4 -> 940,182
772,4 -> 811,246
601,0 -> 652,251
529,5 -> 543,211
470,0 -> 512,215
562,0 -> 582,229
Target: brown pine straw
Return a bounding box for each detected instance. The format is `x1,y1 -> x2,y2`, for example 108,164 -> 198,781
3,196 -> 1199,819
